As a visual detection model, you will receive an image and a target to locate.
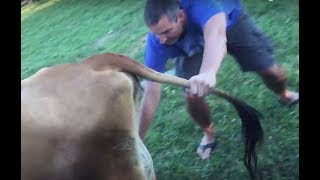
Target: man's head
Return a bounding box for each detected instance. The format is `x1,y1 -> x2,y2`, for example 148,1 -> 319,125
144,0 -> 186,45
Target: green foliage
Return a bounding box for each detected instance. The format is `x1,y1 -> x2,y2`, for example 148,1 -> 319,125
21,0 -> 299,179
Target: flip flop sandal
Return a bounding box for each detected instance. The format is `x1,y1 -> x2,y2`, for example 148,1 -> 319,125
198,141 -> 217,154
279,91 -> 299,108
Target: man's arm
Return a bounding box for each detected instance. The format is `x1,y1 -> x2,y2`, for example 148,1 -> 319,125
201,12 -> 227,77
189,12 -> 227,97
139,81 -> 162,139
140,33 -> 171,139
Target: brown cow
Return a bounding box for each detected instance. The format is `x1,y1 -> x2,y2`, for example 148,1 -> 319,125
21,53 -> 263,180
21,53 -> 167,180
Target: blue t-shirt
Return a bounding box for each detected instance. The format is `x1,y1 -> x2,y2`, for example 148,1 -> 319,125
144,0 -> 242,73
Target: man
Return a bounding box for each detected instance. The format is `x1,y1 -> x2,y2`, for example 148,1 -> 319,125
139,0 -> 299,159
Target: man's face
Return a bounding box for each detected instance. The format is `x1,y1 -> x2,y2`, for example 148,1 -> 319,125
149,10 -> 185,45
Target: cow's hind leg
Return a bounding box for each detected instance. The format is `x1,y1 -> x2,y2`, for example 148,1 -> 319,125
76,70 -> 155,180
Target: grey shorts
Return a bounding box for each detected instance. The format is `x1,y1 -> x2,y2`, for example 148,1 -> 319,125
175,10 -> 276,80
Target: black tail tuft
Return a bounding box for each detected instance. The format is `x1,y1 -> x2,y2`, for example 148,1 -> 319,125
225,98 -> 264,180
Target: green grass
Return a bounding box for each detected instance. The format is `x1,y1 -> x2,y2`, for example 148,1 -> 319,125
22,0 -> 299,179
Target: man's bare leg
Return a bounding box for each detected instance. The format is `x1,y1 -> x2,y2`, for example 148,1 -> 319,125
185,94 -> 216,159
259,64 -> 299,107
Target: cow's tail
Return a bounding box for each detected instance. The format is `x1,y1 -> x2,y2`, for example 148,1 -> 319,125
84,53 -> 264,179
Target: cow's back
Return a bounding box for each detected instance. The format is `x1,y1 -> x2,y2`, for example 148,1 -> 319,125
21,62 -> 155,180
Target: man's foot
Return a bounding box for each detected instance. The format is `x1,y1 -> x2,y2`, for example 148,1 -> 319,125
279,90 -> 299,107
197,132 -> 216,159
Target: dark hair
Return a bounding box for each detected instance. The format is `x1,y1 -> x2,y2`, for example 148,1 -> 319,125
144,0 -> 180,27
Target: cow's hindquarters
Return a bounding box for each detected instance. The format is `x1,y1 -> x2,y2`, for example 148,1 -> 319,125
21,64 -> 155,180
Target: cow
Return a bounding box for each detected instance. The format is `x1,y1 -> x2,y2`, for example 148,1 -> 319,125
21,53 -> 263,180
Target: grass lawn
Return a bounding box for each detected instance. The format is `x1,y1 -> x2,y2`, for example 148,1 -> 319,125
21,0 -> 299,179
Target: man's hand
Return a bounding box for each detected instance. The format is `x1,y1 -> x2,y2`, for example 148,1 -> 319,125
187,72 -> 216,97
